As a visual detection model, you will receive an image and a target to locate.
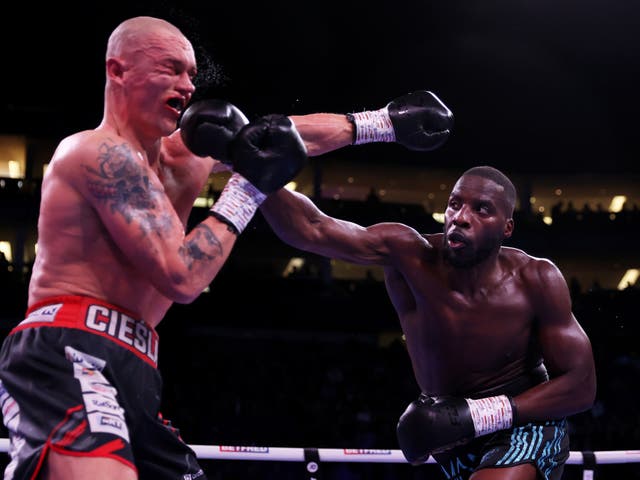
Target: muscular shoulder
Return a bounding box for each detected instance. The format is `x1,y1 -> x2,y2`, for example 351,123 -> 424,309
418,232 -> 445,261
49,130 -> 164,213
51,129 -> 138,177
509,248 -> 560,275
501,247 -> 566,297
368,225 -> 436,266
377,223 -> 433,250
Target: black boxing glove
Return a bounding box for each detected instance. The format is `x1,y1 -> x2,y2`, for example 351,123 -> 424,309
208,114 -> 308,234
396,394 -> 516,465
230,114 -> 307,194
348,90 -> 453,151
179,99 -> 249,163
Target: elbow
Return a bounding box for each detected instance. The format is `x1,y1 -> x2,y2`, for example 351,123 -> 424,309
157,271 -> 201,304
576,392 -> 596,414
171,281 -> 203,305
584,378 -> 597,411
273,229 -> 302,248
576,371 -> 598,413
274,225 -> 317,252
173,293 -> 199,305
171,288 -> 199,305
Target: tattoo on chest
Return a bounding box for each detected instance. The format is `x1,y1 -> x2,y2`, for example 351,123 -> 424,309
84,141 -> 173,234
179,224 -> 223,270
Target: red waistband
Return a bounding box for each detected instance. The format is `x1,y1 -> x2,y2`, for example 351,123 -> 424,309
15,295 -> 159,368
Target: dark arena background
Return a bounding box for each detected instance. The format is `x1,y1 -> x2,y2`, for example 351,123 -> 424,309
1,1 -> 639,478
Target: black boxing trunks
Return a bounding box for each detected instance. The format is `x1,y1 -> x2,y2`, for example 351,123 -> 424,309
431,365 -> 569,480
0,295 -> 206,480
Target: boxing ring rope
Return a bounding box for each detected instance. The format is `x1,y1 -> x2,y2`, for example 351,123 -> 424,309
184,445 -> 640,465
0,439 -> 638,478
159,445 -> 640,480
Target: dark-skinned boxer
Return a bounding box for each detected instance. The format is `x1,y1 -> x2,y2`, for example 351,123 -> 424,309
180,95 -> 595,480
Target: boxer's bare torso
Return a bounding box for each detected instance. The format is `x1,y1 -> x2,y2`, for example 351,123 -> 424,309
383,233 -> 542,396
260,172 -> 595,426
28,128 -> 215,327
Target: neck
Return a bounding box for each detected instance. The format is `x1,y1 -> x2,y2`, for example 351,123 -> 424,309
445,250 -> 502,296
101,103 -> 163,169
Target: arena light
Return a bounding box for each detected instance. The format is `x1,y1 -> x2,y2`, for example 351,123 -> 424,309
617,269 -> 639,290
282,257 -> 305,277
193,197 -> 213,208
8,161 -> 21,178
609,195 -> 626,213
0,135 -> 26,178
0,241 -> 12,263
432,212 -> 445,224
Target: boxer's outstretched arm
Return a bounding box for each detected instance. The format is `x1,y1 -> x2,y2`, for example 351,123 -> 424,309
291,90 -> 453,156
180,91 -> 453,162
289,114 -> 354,156
513,259 -> 597,423
261,188 -> 425,266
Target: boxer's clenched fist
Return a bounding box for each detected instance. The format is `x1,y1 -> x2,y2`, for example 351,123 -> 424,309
348,90 -> 453,151
179,99 -> 249,164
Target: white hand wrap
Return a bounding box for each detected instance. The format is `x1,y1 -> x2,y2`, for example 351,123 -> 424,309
466,395 -> 514,437
350,108 -> 396,145
210,173 -> 266,234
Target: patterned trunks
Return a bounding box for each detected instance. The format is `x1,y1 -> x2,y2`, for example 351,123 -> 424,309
0,295 -> 206,480
431,364 -> 570,480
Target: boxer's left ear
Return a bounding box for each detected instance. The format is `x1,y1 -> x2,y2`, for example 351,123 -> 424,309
503,218 -> 514,239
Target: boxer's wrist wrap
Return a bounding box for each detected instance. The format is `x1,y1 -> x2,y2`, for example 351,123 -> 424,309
508,395 -> 518,427
349,108 -> 396,145
209,173 -> 266,234
466,395 -> 513,437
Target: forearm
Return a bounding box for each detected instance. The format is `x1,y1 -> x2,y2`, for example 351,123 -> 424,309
513,368 -> 596,424
289,113 -> 354,156
153,174 -> 264,303
151,216 -> 238,304
261,188 -> 320,249
261,189 -> 393,266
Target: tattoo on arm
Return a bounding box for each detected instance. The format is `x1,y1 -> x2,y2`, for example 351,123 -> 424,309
83,140 -> 176,235
179,224 -> 224,270
84,140 -> 223,270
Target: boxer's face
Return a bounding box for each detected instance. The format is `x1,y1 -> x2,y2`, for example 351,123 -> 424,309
443,175 -> 513,268
123,29 -> 197,138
